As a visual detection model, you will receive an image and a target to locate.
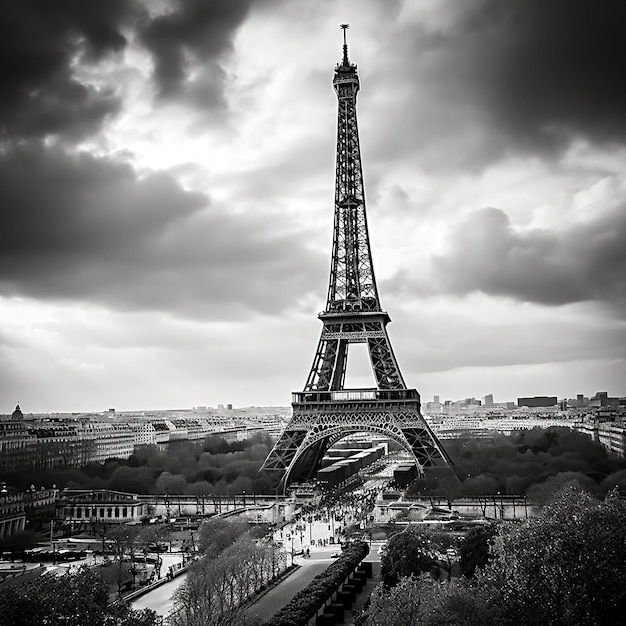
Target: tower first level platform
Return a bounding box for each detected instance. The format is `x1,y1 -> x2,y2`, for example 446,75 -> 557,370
262,389 -> 454,492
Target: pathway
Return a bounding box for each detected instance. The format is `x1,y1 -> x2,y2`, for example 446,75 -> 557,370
245,553 -> 336,622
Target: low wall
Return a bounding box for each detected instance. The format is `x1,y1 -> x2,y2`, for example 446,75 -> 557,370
375,495 -> 538,523
137,496 -> 297,524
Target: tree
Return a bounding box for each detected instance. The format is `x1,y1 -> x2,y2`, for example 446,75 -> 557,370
381,529 -> 438,586
362,574 -> 430,625
361,574 -> 487,626
108,524 -> 141,593
171,535 -> 282,626
361,573 -> 500,626
504,473 -> 530,495
460,474 -> 500,496
137,523 -> 172,554
90,521 -> 111,553
197,517 -> 250,557
132,444 -> 160,465
480,488 -> 626,625
0,566 -> 158,626
601,468 -> 626,494
364,491 -> 626,626
526,471 -> 599,505
458,523 -> 498,578
155,471 -> 187,495
109,466 -> 153,494
187,480 -> 214,514
227,475 -> 254,495
203,435 -> 232,455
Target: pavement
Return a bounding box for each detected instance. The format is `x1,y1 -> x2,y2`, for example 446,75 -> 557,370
246,544 -> 383,624
245,550 -> 337,622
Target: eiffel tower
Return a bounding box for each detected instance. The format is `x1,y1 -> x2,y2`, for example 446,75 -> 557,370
261,25 -> 453,493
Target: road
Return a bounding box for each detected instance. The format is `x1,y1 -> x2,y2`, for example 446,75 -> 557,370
131,571 -> 188,617
130,552 -> 186,617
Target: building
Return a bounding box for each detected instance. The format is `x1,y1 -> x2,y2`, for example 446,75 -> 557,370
2,404 -> 287,471
28,424 -> 82,469
0,405 -> 37,472
517,396 -> 558,408
57,489 -> 147,526
0,485 -> 26,539
574,418 -> 626,458
425,397 -> 444,413
77,422 -> 138,463
426,413 -> 575,440
23,486 -> 59,529
134,421 -> 157,446
597,422 -> 626,457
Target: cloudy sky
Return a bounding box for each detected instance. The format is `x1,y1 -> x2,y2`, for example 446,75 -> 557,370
1,0 -> 625,413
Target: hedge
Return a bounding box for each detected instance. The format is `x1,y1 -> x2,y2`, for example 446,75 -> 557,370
263,541 -> 369,626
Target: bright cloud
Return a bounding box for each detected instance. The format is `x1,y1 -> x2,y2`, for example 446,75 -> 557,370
1,0 -> 624,412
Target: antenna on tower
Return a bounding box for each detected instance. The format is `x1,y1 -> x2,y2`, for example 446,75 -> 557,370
340,23 -> 350,65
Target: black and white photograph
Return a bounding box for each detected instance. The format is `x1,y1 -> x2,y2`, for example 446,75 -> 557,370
1,1 -> 625,625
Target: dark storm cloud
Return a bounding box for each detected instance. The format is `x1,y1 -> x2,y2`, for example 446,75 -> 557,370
394,204 -> 626,315
369,0 -> 626,170
140,0 -> 257,106
0,0 -> 139,140
472,0 -> 626,149
417,0 -> 626,151
0,0 -> 261,139
0,143 -> 325,317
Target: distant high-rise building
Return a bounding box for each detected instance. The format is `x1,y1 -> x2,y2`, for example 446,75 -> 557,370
483,394 -> 494,406
571,394 -> 590,408
517,396 -> 558,408
226,404 -> 233,410
462,398 -> 481,406
433,395 -> 440,404
590,391 -> 609,407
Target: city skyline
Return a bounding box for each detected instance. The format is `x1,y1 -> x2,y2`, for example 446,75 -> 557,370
1,1 -> 625,413
5,385 -> 619,417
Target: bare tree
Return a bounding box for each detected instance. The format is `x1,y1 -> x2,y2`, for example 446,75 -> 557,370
171,533 -> 286,626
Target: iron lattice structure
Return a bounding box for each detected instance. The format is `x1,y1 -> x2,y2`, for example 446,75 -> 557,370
261,26 -> 453,492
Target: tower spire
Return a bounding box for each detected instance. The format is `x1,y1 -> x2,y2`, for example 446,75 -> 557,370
340,23 -> 350,65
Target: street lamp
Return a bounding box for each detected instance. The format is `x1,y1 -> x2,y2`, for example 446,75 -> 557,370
243,490 -> 246,507
294,523 -> 305,551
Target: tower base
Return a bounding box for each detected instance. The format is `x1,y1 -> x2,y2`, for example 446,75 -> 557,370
261,389 -> 454,494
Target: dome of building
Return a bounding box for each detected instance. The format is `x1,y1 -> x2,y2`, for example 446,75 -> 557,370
11,404 -> 24,421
